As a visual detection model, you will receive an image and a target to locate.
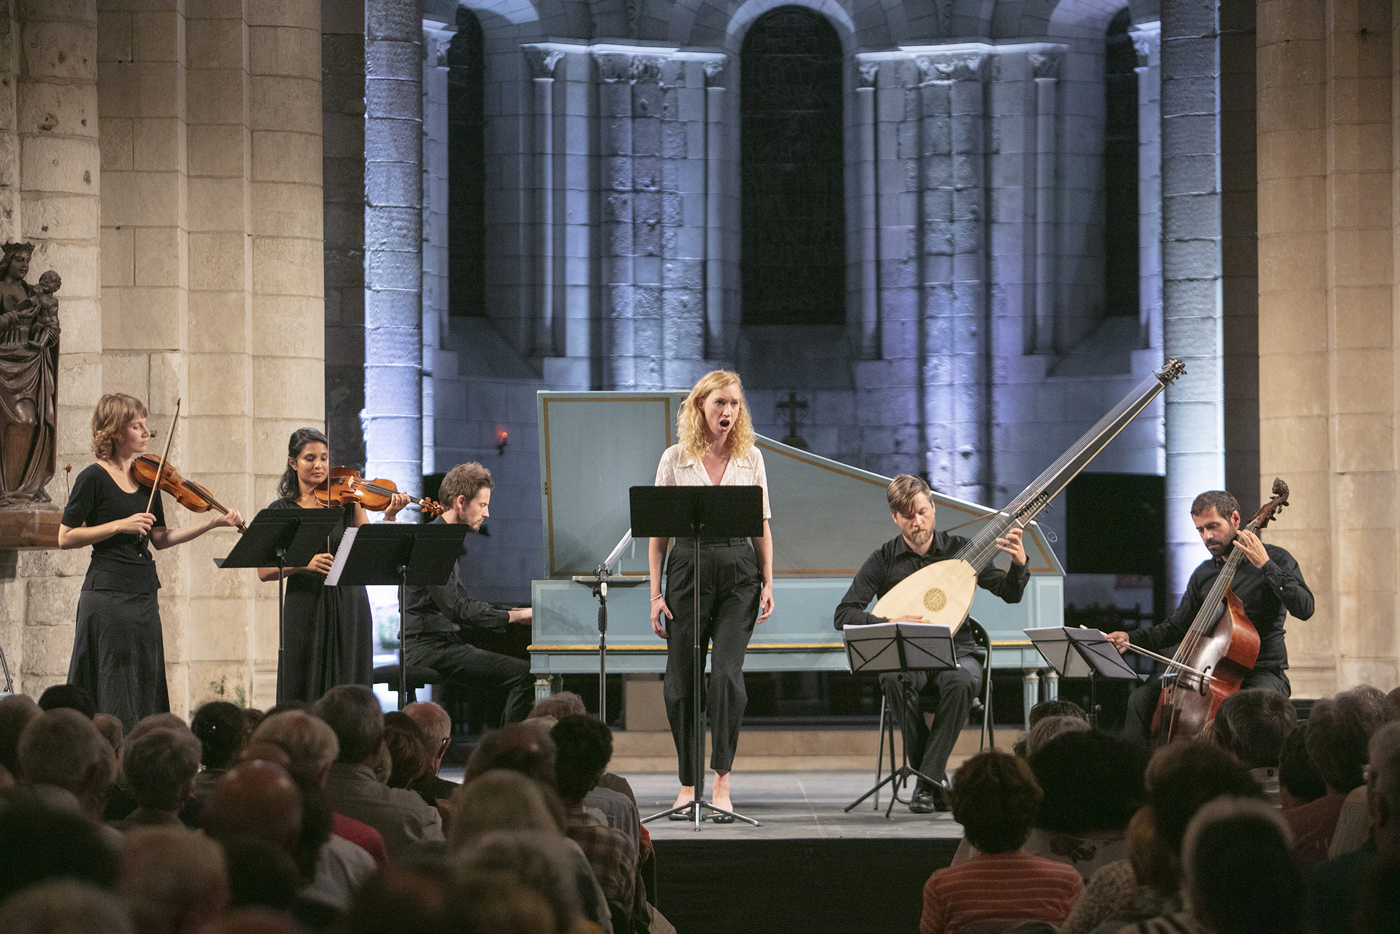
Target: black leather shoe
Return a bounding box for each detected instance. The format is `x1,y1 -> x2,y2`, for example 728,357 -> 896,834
908,788 -> 938,814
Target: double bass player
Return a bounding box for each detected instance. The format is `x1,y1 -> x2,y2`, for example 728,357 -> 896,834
1106,490 -> 1314,744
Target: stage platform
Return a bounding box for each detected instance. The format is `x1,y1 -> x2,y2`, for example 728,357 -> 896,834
629,771 -> 962,934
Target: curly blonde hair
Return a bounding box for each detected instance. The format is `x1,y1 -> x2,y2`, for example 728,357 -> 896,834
91,393 -> 147,462
678,370 -> 755,461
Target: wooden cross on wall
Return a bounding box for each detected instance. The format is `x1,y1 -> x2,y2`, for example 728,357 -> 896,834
777,392 -> 809,450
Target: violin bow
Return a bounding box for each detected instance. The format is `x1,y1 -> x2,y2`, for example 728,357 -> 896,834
145,397 -> 180,516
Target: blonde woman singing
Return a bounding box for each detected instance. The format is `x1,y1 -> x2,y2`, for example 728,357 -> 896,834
649,370 -> 775,821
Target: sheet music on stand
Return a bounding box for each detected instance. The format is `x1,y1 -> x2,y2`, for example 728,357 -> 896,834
843,622 -> 957,673
1024,627 -> 1141,680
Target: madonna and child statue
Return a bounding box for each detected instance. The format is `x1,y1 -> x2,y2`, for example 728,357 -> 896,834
0,241 -> 62,506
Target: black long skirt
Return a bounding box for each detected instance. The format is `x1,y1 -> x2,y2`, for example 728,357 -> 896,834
276,575 -> 373,705
68,589 -> 169,731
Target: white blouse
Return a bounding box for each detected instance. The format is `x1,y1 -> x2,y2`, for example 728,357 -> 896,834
654,443 -> 772,520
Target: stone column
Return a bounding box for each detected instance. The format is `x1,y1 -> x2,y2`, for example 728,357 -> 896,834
1029,51 -> 1059,355
596,52 -> 635,389
1132,25 -> 1162,355
322,0 -> 366,469
659,56 -> 705,388
1160,0 -> 1224,599
15,0 -> 100,694
363,0 -> 422,497
854,58 -> 879,359
1259,0 -> 1396,695
630,55 -> 662,389
422,20 -> 453,476
185,0 -> 256,706
524,45 -> 561,359
917,52 -> 990,505
703,58 -> 724,360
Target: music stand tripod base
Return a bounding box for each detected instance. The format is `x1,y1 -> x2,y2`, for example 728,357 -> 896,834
631,484 -> 764,830
840,621 -> 959,818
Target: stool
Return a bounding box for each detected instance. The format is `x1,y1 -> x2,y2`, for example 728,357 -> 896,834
372,663 -> 442,709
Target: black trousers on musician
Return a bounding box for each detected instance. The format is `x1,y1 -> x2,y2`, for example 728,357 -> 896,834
1122,666 -> 1291,746
880,654 -> 982,790
662,538 -> 761,784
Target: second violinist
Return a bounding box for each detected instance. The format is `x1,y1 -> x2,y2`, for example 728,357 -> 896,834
259,427 -> 408,705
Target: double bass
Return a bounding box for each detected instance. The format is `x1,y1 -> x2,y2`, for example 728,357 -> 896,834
1149,479 -> 1291,747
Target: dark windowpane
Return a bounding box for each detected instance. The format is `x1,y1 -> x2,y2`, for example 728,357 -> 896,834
740,8 -> 846,325
448,9 -> 485,317
1104,8 -> 1139,317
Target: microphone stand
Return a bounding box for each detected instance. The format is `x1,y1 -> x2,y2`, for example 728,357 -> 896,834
573,530 -> 640,723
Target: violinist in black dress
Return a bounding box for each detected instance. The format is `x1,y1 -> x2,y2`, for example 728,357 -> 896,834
258,427 -> 407,704
59,393 -> 243,730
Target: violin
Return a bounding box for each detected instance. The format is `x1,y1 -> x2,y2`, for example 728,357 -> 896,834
1149,478 -> 1291,747
313,467 -> 444,517
132,454 -> 248,533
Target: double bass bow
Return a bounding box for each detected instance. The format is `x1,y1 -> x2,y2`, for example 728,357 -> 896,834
1147,478 -> 1291,747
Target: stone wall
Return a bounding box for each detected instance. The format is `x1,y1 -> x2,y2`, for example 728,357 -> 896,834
1257,0 -> 1397,697
3,0 -> 324,712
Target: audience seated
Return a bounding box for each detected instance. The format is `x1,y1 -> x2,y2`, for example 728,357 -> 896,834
0,797 -> 120,903
311,685 -> 444,859
120,826 -> 230,934
1355,851 -> 1400,934
402,701 -> 459,806
463,721 -> 558,787
1013,701 -> 1090,758
550,715 -> 638,925
1279,724 -> 1328,810
16,707 -> 117,823
1181,797 -> 1302,934
0,693 -> 40,783
218,837 -> 304,914
248,709 -> 387,905
1212,688 -> 1297,806
1023,715 -> 1090,759
192,702 -> 249,801
1290,691 -> 1382,869
37,683 -> 98,719
0,880 -> 132,934
93,714 -> 125,761
1329,721 -> 1400,859
530,692 -> 641,813
109,728 -> 202,831
454,830 -> 600,934
1307,739 -> 1400,934
920,750 -> 1083,934
1024,730 -> 1145,878
1059,806 -> 1171,934
1119,742 -> 1264,933
448,770 -> 613,933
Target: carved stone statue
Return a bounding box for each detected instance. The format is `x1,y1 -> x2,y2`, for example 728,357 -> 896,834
0,242 -> 60,506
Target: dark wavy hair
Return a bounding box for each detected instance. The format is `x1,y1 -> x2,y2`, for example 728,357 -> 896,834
277,427 -> 329,501
1031,729 -> 1146,834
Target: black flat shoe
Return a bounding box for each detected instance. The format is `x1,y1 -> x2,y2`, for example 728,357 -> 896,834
710,811 -> 735,823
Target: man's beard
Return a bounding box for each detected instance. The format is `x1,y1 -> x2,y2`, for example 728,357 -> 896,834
1205,531 -> 1237,556
905,527 -> 933,548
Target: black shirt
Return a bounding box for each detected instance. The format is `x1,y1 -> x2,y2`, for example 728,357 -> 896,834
402,517 -> 509,635
62,463 -> 166,593
1128,542 -> 1313,671
833,530 -> 1031,649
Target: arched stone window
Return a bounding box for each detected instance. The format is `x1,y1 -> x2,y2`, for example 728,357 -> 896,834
448,8 -> 485,317
739,6 -> 845,326
1103,8 -> 1139,317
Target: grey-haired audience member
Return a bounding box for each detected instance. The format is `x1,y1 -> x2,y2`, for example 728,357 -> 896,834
110,727 -> 202,831
312,685 -> 443,859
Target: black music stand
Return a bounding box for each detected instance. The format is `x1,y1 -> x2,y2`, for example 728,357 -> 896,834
217,508 -> 347,702
326,522 -> 471,709
842,622 -> 958,817
1026,627 -> 1142,728
631,485 -> 763,830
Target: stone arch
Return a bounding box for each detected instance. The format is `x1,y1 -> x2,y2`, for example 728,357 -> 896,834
722,0 -> 858,56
